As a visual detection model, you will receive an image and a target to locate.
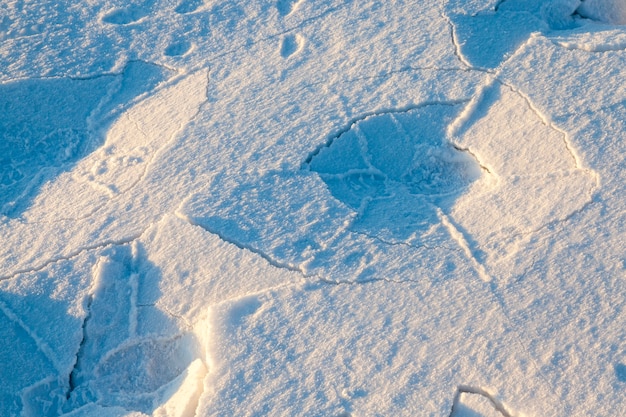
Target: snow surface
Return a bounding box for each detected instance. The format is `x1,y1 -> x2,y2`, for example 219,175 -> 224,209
1,0 -> 625,416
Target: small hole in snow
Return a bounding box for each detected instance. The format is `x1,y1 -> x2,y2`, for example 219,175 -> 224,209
615,363 -> 626,382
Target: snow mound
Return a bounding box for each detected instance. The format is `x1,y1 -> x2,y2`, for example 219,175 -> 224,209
449,0 -> 626,69
542,0 -> 626,27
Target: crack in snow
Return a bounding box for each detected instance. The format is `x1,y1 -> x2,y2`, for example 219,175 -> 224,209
0,226 -> 151,282
159,305 -> 194,331
91,332 -> 189,376
496,198 -> 600,267
175,208 -> 438,287
313,275 -> 423,287
438,209 -> 492,283
0,59 -> 178,86
496,80 -> 585,169
351,227 -> 459,254
174,210 -> 311,277
441,10 -> 476,70
0,32 -> 46,50
97,69 -> 210,201
66,293 -> 93,400
1,59 -> 181,226
448,76 -> 600,249
442,10 -> 543,74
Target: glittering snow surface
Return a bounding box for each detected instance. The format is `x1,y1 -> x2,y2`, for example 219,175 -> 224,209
1,0 -> 625,416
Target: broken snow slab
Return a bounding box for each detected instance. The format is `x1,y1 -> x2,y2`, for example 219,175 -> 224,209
178,168 -> 476,285
0,68 -> 208,280
446,0 -> 626,71
456,21 -> 626,414
197,279 -> 557,416
60,244 -> 203,415
19,69 -> 206,223
48,213 -> 302,416
447,78 -> 598,265
151,358 -> 207,417
475,100 -> 626,415
497,33 -> 626,120
0,219 -> 233,417
177,171 -> 355,277
136,214 -> 303,328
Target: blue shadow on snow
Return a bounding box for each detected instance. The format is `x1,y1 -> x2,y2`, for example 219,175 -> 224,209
0,61 -> 169,218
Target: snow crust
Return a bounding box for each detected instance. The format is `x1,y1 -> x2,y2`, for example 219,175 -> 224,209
1,0 -> 625,416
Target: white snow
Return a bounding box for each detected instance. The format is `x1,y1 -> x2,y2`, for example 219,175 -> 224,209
1,0 -> 626,416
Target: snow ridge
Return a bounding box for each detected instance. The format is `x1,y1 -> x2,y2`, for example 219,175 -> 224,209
175,210 -> 311,277
450,385 -> 514,417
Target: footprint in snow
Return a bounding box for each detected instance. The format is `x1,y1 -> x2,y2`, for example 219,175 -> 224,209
174,0 -> 205,14
277,0 -> 303,17
164,40 -> 193,57
615,363 -> 626,383
280,33 -> 304,58
102,6 -> 150,25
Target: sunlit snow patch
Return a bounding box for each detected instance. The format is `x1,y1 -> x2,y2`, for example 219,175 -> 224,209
197,280 -> 537,416
448,80 -> 599,263
549,25 -> 626,51
70,71 -> 207,199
